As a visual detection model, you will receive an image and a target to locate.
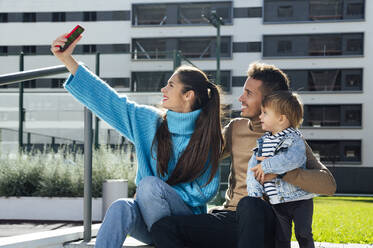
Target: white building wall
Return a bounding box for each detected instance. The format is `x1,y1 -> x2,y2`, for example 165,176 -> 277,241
0,0 -> 371,169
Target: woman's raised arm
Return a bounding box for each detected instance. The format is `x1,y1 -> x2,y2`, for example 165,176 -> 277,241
50,33 -> 81,75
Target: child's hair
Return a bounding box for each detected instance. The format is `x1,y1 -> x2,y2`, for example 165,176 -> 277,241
262,91 -> 303,128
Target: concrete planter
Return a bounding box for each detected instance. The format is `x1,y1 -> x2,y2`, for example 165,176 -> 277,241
0,197 -> 102,221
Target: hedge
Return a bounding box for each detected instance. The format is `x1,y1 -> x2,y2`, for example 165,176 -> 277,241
0,147 -> 136,198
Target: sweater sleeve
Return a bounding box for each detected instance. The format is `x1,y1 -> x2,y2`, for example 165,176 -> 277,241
172,162 -> 220,207
64,64 -> 161,144
282,140 -> 337,196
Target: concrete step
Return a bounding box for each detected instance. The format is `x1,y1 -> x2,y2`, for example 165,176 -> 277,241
1,222 -> 370,248
65,237 -> 153,248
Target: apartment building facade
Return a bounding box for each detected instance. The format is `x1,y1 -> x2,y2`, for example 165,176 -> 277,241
0,0 -> 371,193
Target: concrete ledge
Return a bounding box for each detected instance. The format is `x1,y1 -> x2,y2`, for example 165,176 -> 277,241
0,223 -> 370,248
0,197 -> 102,221
0,224 -> 100,248
0,223 -> 153,248
65,237 -> 153,248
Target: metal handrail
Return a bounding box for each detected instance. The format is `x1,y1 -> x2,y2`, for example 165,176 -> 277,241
0,65 -> 68,86
0,63 -> 93,242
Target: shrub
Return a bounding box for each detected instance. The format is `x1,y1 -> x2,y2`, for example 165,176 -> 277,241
0,147 -> 137,198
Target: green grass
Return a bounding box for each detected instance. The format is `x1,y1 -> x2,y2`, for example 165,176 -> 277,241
210,196 -> 373,244
294,196 -> 373,244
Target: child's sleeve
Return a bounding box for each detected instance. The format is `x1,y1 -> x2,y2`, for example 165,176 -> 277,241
261,135 -> 306,175
246,154 -> 264,197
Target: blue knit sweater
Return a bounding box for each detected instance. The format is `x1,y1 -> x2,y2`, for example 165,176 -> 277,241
64,64 -> 219,214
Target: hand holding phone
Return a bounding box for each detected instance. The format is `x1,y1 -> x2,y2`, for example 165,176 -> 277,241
51,25 -> 85,75
59,25 -> 85,52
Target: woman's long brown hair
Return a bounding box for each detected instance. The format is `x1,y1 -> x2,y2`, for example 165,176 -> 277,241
152,66 -> 224,186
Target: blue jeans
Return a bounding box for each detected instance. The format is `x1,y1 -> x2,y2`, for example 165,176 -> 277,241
95,176 -> 193,248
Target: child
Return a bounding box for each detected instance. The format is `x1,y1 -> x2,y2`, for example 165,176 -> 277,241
246,91 -> 316,248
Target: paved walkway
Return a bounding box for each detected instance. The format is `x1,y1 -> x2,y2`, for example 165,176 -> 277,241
66,239 -> 373,248
0,220 -> 82,237
0,221 -> 371,248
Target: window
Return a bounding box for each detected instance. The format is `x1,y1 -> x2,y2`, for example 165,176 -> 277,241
23,80 -> 36,88
96,44 -> 130,53
278,6 -> 293,18
286,68 -> 362,91
0,46 -> 7,55
308,140 -> 361,163
23,13 -> 36,22
105,78 -> 130,89
304,105 -> 340,127
310,0 -> 343,20
309,35 -> 342,56
309,70 -> 341,90
233,42 -> 261,53
52,12 -> 66,22
131,71 -> 231,92
132,2 -> 232,26
0,13 -> 8,22
36,13 -> 52,22
346,38 -> 363,52
132,37 -> 231,60
133,5 -> 167,25
131,71 -> 172,92
132,39 -> 168,59
303,104 -> 361,127
346,3 -> 364,17
344,71 -> 362,90
264,0 -> 365,22
204,70 -> 231,92
22,46 -> 36,54
232,76 -> 247,87
97,11 -> 130,21
248,42 -> 261,52
277,40 -> 292,53
234,7 -> 262,18
84,12 -> 97,21
2,11 -> 129,23
263,33 -> 363,57
179,38 -> 213,58
51,79 -> 65,88
83,45 -> 96,53
179,4 -> 207,24
247,7 -> 262,18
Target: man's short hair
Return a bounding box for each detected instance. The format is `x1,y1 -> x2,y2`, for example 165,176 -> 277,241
262,91 -> 303,128
247,62 -> 290,97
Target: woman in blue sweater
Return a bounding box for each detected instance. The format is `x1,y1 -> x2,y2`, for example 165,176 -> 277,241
51,33 -> 224,247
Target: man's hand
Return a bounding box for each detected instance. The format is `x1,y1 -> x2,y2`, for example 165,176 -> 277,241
256,156 -> 267,162
251,164 -> 264,183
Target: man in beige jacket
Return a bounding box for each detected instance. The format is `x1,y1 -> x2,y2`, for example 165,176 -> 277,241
150,62 -> 336,248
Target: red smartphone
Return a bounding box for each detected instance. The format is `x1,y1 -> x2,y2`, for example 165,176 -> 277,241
59,25 -> 85,52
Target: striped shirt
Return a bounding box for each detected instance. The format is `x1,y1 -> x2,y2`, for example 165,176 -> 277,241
257,128 -> 301,204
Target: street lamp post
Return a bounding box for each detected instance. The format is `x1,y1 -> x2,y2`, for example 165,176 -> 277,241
202,10 -> 224,85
